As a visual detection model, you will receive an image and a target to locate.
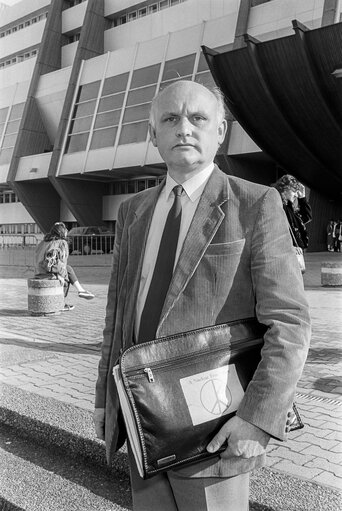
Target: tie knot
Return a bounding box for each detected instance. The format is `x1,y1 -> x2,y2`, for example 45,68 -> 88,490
173,185 -> 183,198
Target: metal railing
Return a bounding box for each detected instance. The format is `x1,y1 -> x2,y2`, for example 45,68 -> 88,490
0,234 -> 39,269
68,234 -> 115,256
0,234 -> 39,248
0,233 -> 115,268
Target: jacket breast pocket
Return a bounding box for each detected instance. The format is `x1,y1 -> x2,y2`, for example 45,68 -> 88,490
205,238 -> 245,257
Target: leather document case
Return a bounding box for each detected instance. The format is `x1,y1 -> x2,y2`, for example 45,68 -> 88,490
113,318 -> 302,479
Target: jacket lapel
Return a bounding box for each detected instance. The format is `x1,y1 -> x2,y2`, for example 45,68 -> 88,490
157,167 -> 229,333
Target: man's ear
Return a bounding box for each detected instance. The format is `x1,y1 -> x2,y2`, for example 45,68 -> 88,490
149,124 -> 157,147
218,119 -> 228,145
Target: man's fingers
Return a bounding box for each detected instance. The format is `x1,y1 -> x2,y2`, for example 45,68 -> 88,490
207,423 -> 230,453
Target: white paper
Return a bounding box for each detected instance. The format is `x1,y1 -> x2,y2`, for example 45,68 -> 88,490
180,364 -> 244,426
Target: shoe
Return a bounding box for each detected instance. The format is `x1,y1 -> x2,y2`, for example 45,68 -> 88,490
78,290 -> 95,300
61,304 -> 75,312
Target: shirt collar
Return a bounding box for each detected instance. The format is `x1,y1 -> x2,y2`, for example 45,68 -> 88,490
164,163 -> 215,203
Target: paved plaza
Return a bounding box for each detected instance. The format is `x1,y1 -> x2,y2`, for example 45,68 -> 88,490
0,251 -> 341,510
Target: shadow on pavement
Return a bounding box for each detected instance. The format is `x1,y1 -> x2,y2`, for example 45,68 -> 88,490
0,309 -> 30,317
307,347 -> 342,364
313,377 -> 342,394
0,337 -> 101,354
249,503 -> 275,511
0,422 -> 132,510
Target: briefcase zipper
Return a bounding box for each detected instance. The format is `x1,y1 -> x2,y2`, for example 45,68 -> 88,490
132,337 -> 261,383
143,367 -> 155,383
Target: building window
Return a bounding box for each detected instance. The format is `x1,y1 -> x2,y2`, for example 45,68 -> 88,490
90,127 -> 118,150
66,33 -> 80,45
0,11 -> 48,39
161,53 -> 196,87
112,178 -> 163,195
88,73 -> 129,151
0,102 -> 24,164
149,3 -> 158,13
118,63 -> 160,146
0,148 -> 14,165
77,81 -> 101,102
159,0 -> 169,10
112,0 -> 187,27
128,11 -> 137,22
119,121 -> 149,145
65,132 -> 89,153
251,0 -> 272,5
66,81 -> 100,153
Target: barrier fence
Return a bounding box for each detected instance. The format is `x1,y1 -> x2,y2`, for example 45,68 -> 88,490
0,234 -> 113,268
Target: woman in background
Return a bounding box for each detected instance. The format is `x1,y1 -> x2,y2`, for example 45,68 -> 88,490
35,221 -> 95,311
272,174 -> 312,250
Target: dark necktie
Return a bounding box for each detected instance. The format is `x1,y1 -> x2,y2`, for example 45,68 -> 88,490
138,185 -> 183,343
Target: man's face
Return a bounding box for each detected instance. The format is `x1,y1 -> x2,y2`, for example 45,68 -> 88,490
149,81 -> 227,175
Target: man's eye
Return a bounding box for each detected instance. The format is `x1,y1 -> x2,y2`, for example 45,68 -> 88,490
164,116 -> 177,123
193,116 -> 206,123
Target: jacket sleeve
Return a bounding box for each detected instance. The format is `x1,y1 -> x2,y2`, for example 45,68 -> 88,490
95,203 -> 125,408
236,187 -> 311,441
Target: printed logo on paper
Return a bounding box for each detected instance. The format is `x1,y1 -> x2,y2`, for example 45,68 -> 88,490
180,365 -> 244,426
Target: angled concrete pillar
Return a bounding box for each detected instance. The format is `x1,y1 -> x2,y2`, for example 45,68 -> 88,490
48,0 -> 106,226
7,0 -> 64,232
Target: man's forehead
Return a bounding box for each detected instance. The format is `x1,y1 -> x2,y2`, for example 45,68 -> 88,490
157,82 -> 217,114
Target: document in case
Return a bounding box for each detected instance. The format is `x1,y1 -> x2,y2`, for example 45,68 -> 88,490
180,364 -> 245,426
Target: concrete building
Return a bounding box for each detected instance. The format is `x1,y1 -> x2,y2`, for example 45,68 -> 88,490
1,0 -> 341,249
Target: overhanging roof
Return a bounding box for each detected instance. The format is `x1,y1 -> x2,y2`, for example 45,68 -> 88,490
203,21 -> 342,201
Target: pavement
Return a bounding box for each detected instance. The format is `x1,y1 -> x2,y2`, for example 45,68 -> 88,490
0,251 -> 341,510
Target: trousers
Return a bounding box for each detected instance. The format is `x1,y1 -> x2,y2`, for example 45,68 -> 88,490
128,444 -> 250,511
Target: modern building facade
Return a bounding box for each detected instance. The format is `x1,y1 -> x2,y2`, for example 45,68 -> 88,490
1,0 -> 341,249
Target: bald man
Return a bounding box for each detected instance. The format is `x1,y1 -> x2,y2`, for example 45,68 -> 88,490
94,81 -> 310,510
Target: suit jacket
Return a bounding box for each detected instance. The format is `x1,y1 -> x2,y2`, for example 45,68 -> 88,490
95,166 -> 311,477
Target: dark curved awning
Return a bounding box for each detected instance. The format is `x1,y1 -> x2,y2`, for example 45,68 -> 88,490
203,21 -> 342,201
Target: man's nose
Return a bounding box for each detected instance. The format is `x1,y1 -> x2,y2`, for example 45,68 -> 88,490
176,117 -> 191,138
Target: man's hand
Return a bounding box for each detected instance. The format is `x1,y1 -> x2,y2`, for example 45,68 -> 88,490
207,415 -> 270,459
93,408 -> 105,440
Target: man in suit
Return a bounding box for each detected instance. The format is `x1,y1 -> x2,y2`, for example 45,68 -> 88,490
94,80 -> 311,510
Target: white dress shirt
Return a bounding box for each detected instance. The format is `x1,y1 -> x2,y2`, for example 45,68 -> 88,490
135,163 -> 215,337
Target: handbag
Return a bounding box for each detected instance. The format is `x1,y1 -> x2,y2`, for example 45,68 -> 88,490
113,318 -> 303,479
289,224 -> 306,273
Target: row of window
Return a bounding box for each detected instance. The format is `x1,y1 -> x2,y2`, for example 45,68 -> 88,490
110,177 -> 164,195
65,51 -> 214,153
251,0 -> 272,5
0,49 -> 38,69
0,223 -> 41,235
0,190 -> 19,204
65,33 -> 81,45
0,12 -> 48,39
67,0 -> 86,7
112,0 -> 186,27
0,102 -> 25,165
